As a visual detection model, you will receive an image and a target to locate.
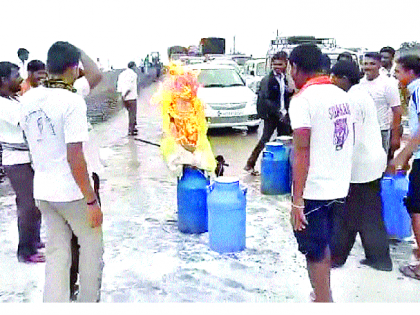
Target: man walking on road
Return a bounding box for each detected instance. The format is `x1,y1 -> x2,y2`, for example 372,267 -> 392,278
117,61 -> 138,136
244,51 -> 292,175
389,55 -> 420,280
289,44 -> 354,302
329,61 -> 392,272
20,41 -> 103,302
0,61 -> 45,263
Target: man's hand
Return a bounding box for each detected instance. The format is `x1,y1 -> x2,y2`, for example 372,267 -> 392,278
87,202 -> 103,228
386,155 -> 410,175
290,203 -> 308,231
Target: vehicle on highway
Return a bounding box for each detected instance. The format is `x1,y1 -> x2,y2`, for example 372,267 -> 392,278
186,63 -> 260,131
266,36 -> 359,68
241,58 -> 268,93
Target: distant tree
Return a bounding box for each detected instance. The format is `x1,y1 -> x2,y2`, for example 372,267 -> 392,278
400,41 -> 420,50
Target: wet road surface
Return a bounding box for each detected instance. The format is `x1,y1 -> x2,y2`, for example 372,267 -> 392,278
0,74 -> 420,303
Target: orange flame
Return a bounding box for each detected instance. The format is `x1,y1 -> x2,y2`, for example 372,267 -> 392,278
152,62 -> 206,151
152,62 -> 216,174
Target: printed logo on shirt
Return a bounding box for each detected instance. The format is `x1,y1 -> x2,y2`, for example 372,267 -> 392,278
328,103 -> 351,151
24,109 -> 56,141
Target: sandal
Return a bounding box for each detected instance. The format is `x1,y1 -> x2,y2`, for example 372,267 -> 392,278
19,253 -> 46,264
399,264 -> 420,280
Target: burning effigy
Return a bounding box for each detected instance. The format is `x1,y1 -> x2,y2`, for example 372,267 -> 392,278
152,62 -> 216,177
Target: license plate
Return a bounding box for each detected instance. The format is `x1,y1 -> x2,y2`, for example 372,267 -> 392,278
217,110 -> 243,117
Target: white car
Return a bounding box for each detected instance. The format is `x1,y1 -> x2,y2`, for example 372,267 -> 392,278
186,63 -> 260,131
242,58 -> 268,93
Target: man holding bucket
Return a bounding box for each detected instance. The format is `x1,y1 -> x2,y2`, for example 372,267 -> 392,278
389,55 -> 420,280
288,44 -> 354,302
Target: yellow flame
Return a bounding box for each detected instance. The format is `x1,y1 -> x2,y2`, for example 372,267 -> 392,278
152,62 -> 216,173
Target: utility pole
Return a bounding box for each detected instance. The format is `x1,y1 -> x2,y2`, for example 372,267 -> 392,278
233,36 -> 236,55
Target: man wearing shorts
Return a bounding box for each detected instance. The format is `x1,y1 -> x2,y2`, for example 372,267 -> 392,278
389,55 -> 420,280
288,44 -> 354,302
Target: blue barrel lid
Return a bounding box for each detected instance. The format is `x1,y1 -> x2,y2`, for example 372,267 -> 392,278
214,176 -> 239,183
265,141 -> 283,147
276,136 -> 293,145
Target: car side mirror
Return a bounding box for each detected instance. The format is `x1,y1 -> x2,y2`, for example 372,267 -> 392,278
250,70 -> 255,76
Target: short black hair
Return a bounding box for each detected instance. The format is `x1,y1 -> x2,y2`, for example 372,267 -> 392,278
289,44 -> 322,73
396,55 -> 420,76
272,51 -> 288,61
128,61 -> 136,69
380,46 -> 396,57
27,60 -> 45,72
337,52 -> 353,62
47,41 -> 80,75
0,62 -> 19,87
331,61 -> 361,85
17,48 -> 29,56
320,54 -> 331,73
364,52 -> 382,62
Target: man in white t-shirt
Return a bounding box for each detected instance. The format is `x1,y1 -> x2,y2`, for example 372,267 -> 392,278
71,53 -> 104,301
20,42 -> 103,302
329,61 -> 392,272
117,61 -> 138,135
359,52 -> 402,157
289,44 -> 354,302
389,55 -> 420,280
0,61 -> 45,263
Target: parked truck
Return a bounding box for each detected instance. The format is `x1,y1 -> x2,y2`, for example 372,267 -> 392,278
199,37 -> 225,55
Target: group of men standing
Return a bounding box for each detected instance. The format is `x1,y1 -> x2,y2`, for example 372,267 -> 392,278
249,42 -> 420,302
0,42 -> 105,302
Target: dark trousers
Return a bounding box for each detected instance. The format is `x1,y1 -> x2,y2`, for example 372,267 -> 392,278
123,99 -> 137,133
331,180 -> 391,265
246,116 -> 292,169
4,163 -> 41,259
70,172 -> 101,297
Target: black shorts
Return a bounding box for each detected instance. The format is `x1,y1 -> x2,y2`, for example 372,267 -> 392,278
294,198 -> 345,262
405,159 -> 420,214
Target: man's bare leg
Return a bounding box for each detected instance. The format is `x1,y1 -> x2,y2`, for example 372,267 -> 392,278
307,247 -> 333,302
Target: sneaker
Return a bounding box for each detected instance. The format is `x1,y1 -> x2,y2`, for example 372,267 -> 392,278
244,165 -> 260,176
360,258 -> 393,272
70,284 -> 79,301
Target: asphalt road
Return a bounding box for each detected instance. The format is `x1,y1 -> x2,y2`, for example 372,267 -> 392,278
0,74 -> 420,303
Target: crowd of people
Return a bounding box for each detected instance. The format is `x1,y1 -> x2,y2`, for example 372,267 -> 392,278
0,40 -> 420,303
247,43 -> 420,302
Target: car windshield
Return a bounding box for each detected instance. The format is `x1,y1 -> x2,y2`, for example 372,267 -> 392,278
198,68 -> 244,87
256,62 -> 267,76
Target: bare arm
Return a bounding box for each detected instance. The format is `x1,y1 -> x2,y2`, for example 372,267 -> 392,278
79,49 -> 103,90
390,105 -> 403,154
388,122 -> 420,174
291,128 -> 310,231
67,142 -> 103,227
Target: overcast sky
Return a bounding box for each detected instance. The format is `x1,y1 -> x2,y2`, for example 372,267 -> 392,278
2,0 -> 419,68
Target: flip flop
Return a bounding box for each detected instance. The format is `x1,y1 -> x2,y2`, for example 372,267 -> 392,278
22,253 -> 46,264
399,265 -> 420,280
